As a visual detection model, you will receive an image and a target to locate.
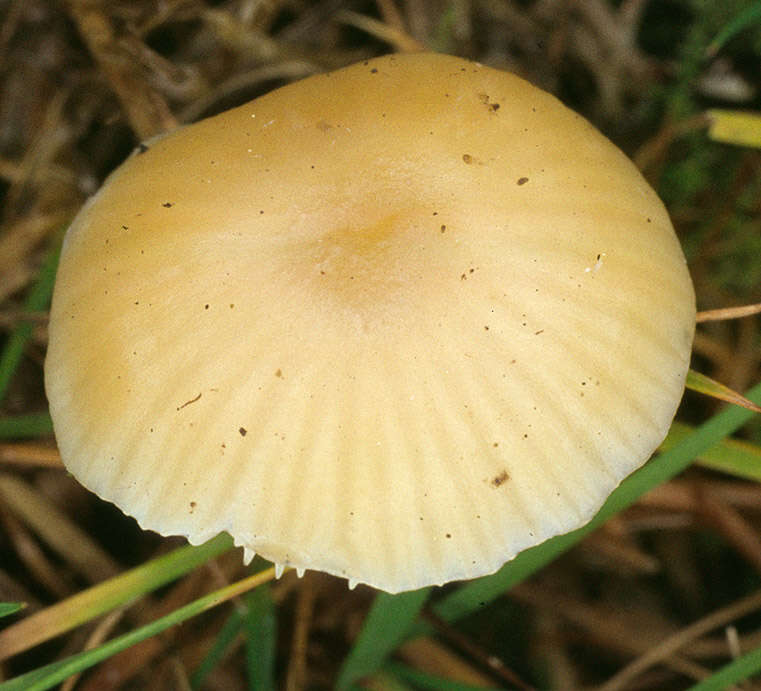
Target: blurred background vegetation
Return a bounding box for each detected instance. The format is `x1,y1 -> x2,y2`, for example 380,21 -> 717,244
0,0 -> 760,689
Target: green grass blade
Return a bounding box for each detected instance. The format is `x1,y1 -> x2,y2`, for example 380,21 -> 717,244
190,610 -> 244,690
0,602 -> 25,619
686,643 -> 761,691
386,661 -> 503,690
0,412 -> 54,439
431,382 -> 761,623
665,421 -> 761,482
0,565 -> 275,691
243,583 -> 276,690
356,672 -> 415,690
0,533 -> 233,662
686,369 -> 761,412
336,588 -> 431,690
707,2 -> 761,55
0,242 -> 61,405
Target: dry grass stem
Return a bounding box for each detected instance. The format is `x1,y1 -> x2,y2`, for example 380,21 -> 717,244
697,486 -> 761,577
60,607 -> 127,691
597,589 -> 761,691
397,637 -> 498,687
335,10 -> 425,52
0,442 -> 62,468
0,474 -> 121,582
285,575 -> 316,691
697,303 -> 761,323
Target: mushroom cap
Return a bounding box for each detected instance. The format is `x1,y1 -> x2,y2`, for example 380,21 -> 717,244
45,52 -> 695,593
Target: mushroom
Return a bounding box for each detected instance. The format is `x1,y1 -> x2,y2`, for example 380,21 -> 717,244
45,52 -> 695,593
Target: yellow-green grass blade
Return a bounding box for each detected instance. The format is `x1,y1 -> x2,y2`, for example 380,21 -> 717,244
664,421 -> 761,482
336,588 -> 431,690
0,533 -> 233,662
0,564 -> 275,691
707,110 -> 761,149
686,369 -> 761,413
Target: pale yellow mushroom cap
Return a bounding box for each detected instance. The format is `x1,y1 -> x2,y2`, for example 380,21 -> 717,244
45,52 -> 695,593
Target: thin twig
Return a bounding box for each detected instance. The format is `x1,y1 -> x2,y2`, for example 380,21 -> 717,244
598,590 -> 761,691
697,303 -> 761,323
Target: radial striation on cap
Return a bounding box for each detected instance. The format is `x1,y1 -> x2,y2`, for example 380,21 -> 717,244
45,52 -> 695,593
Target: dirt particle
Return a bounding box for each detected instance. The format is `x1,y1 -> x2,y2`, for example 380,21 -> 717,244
239,427 -> 247,436
462,153 -> 473,164
275,368 -> 283,378
189,501 -> 197,512
137,143 -> 149,154
491,470 -> 509,487
440,225 -> 446,232
445,533 -> 452,539
162,202 -> 173,208
370,68 -> 378,73
517,177 -> 529,185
